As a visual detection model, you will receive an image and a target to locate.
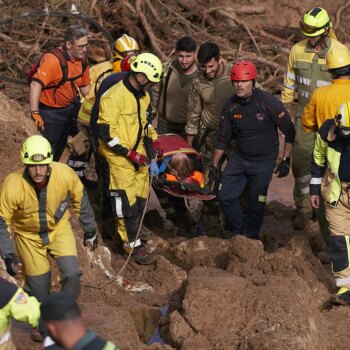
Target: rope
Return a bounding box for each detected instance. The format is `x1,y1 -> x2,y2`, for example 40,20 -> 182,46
83,152 -> 158,289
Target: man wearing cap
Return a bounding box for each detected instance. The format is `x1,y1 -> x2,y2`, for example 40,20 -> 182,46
211,60 -> 295,239
0,277 -> 41,349
0,135 -> 98,305
41,292 -> 119,350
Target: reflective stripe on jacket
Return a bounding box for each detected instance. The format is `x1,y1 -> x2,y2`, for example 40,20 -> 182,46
310,119 -> 342,207
302,79 -> 350,132
0,162 -> 96,256
281,38 -> 341,117
97,78 -> 157,167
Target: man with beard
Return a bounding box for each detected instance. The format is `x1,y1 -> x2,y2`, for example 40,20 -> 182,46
212,60 -> 295,240
281,7 -> 340,230
29,25 -> 90,163
156,36 -> 200,137
185,42 -> 233,176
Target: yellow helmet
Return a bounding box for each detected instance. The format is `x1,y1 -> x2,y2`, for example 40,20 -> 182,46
300,7 -> 332,37
326,42 -> 350,69
113,34 -> 139,55
21,135 -> 53,165
130,53 -> 163,83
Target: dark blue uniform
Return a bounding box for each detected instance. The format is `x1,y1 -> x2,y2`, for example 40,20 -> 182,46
216,88 -> 295,239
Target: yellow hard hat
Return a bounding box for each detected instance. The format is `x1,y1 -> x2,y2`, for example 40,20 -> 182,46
21,135 -> 53,165
326,42 -> 350,69
130,53 -> 163,83
335,101 -> 350,129
113,34 -> 139,54
300,7 -> 332,37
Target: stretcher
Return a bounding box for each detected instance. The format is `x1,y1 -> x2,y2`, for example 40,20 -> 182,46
152,134 -> 215,200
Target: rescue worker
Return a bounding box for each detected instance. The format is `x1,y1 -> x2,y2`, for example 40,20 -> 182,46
310,101 -> 350,305
212,60 -> 295,239
111,34 -> 139,73
155,36 -> 200,137
0,277 -> 41,349
78,35 -> 139,127
281,7 -> 339,230
68,54 -> 137,189
96,53 -> 163,264
185,42 -> 233,174
0,135 -> 98,303
41,292 -> 119,349
29,25 -> 90,163
302,42 -> 350,245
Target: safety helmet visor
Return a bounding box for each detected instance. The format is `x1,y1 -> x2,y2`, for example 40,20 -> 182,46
299,19 -> 329,37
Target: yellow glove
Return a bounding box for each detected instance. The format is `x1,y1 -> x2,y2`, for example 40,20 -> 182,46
31,111 -> 44,130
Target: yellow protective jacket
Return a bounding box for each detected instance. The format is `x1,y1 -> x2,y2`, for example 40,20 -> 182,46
0,277 -> 40,343
310,119 -> 344,207
0,162 -> 96,256
281,38 -> 342,117
97,77 -> 157,167
78,61 -> 115,126
302,79 -> 350,132
185,63 -> 233,135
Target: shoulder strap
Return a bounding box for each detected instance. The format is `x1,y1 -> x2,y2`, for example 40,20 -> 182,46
94,69 -> 113,96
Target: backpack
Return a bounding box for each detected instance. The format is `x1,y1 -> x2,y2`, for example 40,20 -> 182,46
27,47 -> 88,89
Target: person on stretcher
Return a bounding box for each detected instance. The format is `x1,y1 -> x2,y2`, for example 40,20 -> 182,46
158,153 -> 205,192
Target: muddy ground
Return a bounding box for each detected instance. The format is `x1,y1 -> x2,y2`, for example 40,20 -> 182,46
2,1 -> 350,349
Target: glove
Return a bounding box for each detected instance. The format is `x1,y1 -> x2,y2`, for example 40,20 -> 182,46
151,140 -> 163,158
274,157 -> 291,178
208,165 -> 222,193
84,230 -> 98,251
4,253 -> 21,277
127,150 -> 150,167
149,159 -> 160,176
31,111 -> 45,131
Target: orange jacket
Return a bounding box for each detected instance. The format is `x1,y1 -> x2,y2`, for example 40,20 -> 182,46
33,47 -> 90,108
165,171 -> 204,188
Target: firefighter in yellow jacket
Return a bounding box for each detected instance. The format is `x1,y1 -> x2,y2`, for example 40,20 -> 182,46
97,53 -> 163,264
78,34 -> 139,127
0,277 -> 40,349
302,42 -> 350,132
67,35 -> 140,186
310,102 -> 350,305
301,42 -> 350,246
0,135 -> 98,302
282,7 -> 338,230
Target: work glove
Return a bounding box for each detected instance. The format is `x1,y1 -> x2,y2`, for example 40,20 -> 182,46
84,230 -> 98,251
149,159 -> 160,176
274,157 -> 291,178
31,111 -> 45,131
151,140 -> 163,158
3,253 -> 22,277
208,165 -> 222,193
127,150 -> 150,167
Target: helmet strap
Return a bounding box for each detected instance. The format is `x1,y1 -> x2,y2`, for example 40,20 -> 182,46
132,72 -> 150,91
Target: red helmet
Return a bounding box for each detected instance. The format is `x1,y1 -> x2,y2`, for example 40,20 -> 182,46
120,55 -> 136,72
230,60 -> 257,81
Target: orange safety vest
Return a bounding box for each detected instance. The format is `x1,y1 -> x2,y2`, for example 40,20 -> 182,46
165,171 -> 204,188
